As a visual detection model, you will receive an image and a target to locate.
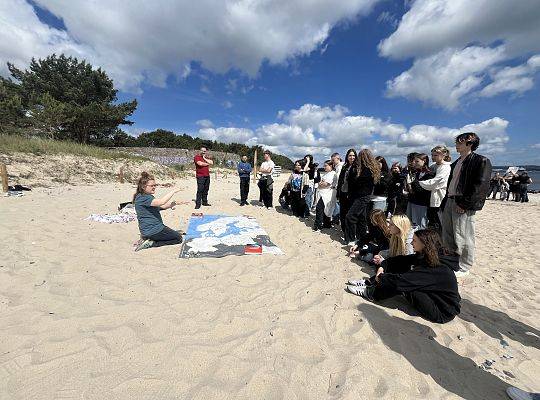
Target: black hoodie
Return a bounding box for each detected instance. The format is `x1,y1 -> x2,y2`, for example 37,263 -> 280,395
379,252 -> 461,320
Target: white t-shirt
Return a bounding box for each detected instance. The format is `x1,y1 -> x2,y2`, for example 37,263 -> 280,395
260,160 -> 275,176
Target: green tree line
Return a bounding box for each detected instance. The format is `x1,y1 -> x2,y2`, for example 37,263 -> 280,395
0,53 -> 293,169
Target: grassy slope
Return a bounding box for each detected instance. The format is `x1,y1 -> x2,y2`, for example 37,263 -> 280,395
0,135 -> 145,161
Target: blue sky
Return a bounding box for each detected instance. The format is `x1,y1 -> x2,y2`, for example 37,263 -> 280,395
2,0 -> 540,165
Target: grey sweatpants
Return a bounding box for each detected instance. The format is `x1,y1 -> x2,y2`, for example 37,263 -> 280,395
441,198 -> 476,272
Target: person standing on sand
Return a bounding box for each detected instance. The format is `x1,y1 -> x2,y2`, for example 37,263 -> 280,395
258,150 -> 275,209
133,172 -> 184,251
440,132 -> 492,277
237,155 -> 252,206
194,146 -> 213,209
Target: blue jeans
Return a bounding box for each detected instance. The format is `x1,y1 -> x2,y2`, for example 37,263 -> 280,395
304,186 -> 314,216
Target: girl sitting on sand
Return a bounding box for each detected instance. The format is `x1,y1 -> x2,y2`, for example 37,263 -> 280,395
133,172 -> 184,251
346,229 -> 461,324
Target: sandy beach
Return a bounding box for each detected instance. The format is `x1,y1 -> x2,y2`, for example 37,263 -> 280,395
1,174 -> 539,399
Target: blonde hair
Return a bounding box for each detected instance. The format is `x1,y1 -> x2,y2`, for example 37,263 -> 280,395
388,214 -> 412,257
431,145 -> 451,162
133,172 -> 155,202
370,209 -> 390,237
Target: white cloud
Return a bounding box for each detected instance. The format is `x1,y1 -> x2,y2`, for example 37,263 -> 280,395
196,119 -> 214,128
194,103 -> 510,163
480,54 -> 540,98
0,0 -> 380,92
380,0 -> 540,108
222,100 -> 233,109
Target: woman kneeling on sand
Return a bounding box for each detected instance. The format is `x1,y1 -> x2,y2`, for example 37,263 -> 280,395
346,229 -> 461,324
133,172 -> 184,251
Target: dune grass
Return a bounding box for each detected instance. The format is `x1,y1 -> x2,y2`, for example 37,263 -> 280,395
0,135 -> 146,161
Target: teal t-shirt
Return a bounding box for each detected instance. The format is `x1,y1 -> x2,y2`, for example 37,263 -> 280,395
134,194 -> 165,237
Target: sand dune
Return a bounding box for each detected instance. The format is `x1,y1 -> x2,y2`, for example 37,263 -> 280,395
1,175 -> 538,399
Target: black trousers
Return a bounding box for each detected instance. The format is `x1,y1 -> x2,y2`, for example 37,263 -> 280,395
427,206 -> 441,234
290,191 -> 305,217
196,176 -> 210,206
367,264 -> 453,324
344,196 -> 370,244
258,179 -> 273,207
314,198 -> 331,229
240,177 -> 250,204
339,195 -> 351,235
147,226 -> 182,248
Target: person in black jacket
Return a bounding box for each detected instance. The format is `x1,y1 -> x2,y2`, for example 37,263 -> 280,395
387,162 -> 407,215
346,229 -> 461,324
337,149 -> 357,238
440,132 -> 492,276
407,153 -> 436,229
344,149 -> 381,246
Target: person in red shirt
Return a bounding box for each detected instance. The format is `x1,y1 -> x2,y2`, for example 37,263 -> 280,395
194,146 -> 213,209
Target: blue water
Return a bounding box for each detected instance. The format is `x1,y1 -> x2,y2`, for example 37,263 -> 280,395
186,214 -> 243,239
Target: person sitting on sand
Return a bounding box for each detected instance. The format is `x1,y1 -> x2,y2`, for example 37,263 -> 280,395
346,229 -> 461,324
133,172 -> 184,251
371,213 -> 413,266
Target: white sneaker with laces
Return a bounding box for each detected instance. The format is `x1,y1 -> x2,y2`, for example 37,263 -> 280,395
346,284 -> 372,300
347,278 -> 367,286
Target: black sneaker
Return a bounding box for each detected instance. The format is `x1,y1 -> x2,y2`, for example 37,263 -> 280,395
195,204 -> 201,209
202,203 -> 211,207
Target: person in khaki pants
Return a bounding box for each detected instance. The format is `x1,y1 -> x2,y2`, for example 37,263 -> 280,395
441,132 -> 492,277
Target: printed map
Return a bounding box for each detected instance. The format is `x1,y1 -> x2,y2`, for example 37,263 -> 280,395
179,214 -> 283,258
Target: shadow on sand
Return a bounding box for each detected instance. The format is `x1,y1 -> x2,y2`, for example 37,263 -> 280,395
358,302 -> 510,399
459,298 -> 540,350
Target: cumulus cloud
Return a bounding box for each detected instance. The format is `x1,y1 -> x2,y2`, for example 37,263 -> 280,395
0,0 -> 380,92
380,0 -> 540,108
195,103 -> 510,162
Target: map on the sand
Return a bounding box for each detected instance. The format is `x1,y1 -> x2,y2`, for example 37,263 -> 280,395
179,214 -> 283,258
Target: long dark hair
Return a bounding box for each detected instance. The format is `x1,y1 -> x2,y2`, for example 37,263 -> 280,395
414,229 -> 452,267
375,156 -> 389,174
133,172 -> 155,202
356,149 -> 381,183
414,153 -> 431,173
345,148 -> 357,166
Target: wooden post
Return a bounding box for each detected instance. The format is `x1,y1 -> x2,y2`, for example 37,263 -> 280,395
118,166 -> 124,183
0,163 -> 8,192
253,148 -> 258,183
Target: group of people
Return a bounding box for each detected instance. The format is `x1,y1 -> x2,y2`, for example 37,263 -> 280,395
131,132 -> 494,324
275,131 -> 492,324
487,169 -> 533,202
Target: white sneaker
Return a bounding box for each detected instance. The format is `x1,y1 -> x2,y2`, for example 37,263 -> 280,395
346,284 -> 372,300
135,239 -> 154,252
454,270 -> 470,278
347,278 -> 367,286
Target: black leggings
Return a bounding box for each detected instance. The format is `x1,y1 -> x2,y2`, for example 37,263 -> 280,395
344,196 -> 370,244
147,226 -> 182,248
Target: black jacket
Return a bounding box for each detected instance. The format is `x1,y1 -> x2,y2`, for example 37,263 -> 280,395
347,165 -> 375,200
410,170 -> 436,207
373,172 -> 391,197
337,163 -> 352,200
379,252 -> 461,320
441,152 -> 492,211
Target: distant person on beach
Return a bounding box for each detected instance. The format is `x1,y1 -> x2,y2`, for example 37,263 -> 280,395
387,162 -> 407,215
331,152 -> 344,224
346,229 -> 461,324
258,150 -> 275,209
133,172 -> 183,251
487,172 -> 502,199
519,170 -> 532,203
302,154 -> 317,216
237,155 -> 252,206
286,160 -> 308,217
441,132 -> 492,277
194,146 -> 213,209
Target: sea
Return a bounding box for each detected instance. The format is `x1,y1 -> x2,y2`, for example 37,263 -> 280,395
493,168 -> 540,191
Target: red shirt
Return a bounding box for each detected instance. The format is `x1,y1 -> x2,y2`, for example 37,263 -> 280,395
194,154 -> 210,177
